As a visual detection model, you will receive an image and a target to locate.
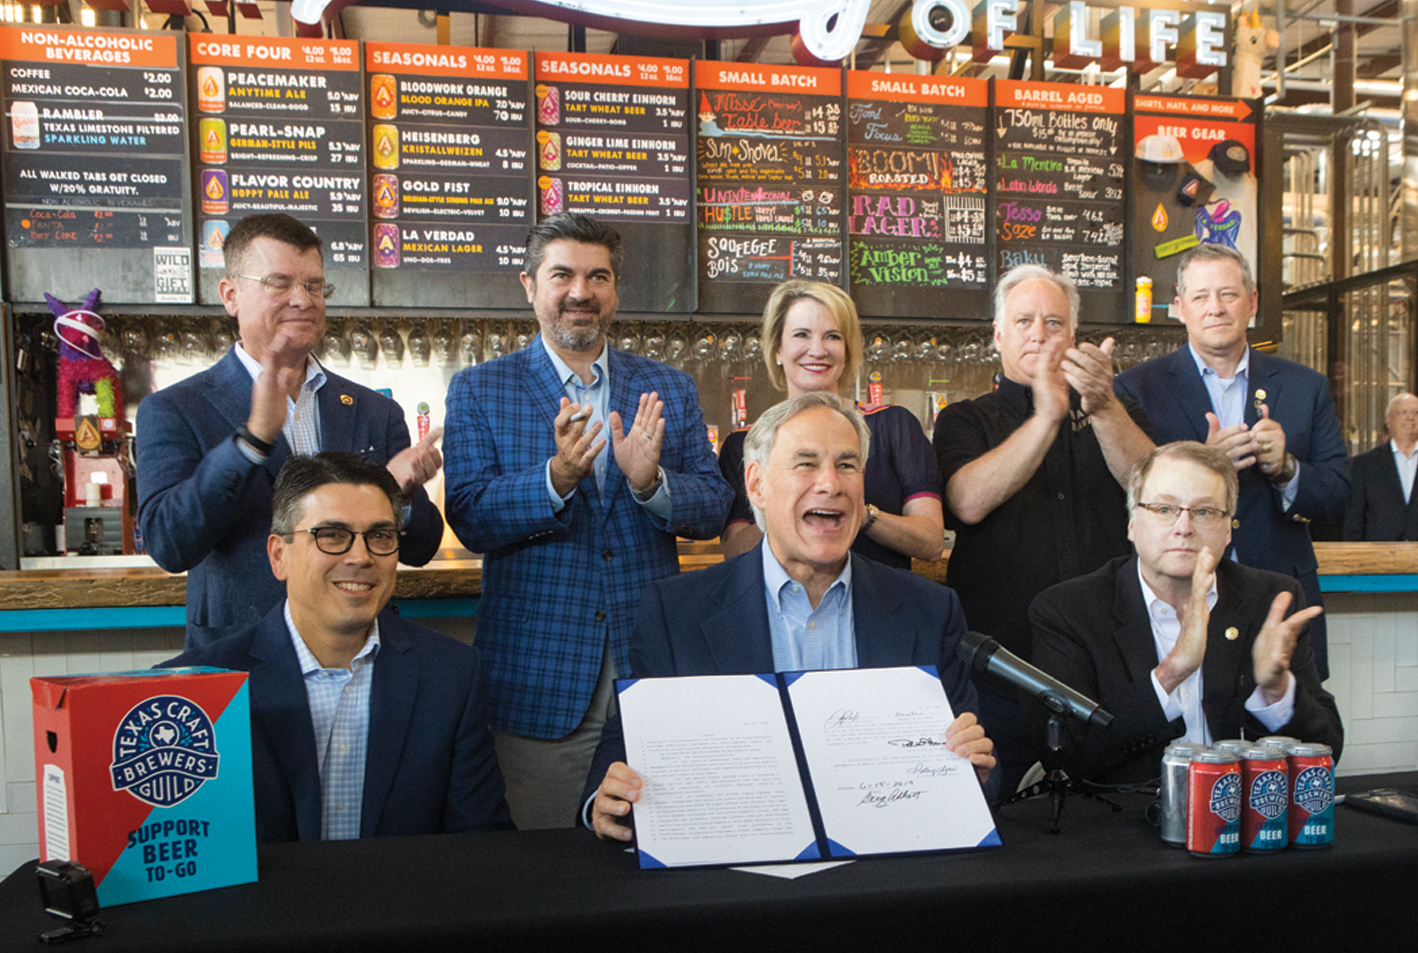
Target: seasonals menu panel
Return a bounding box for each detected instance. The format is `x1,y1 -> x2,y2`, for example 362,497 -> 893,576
0,26 -> 193,303
695,61 -> 843,315
845,71 -> 988,320
993,80 -> 1127,321
366,43 -> 529,309
190,35 -> 367,306
535,52 -> 692,313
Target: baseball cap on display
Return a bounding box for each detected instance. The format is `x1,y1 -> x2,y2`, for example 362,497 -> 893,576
1209,139 -> 1251,175
1137,134 -> 1185,164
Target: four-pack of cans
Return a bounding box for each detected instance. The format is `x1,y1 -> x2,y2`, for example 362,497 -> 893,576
1161,736 -> 1335,856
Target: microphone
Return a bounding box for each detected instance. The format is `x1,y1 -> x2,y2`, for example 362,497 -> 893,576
957,631 -> 1113,729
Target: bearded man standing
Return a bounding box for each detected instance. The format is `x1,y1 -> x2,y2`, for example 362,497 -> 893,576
442,214 -> 732,829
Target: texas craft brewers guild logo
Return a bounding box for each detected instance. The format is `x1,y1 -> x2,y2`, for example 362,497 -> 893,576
1293,766 -> 1333,815
1209,773 -> 1242,822
110,695 -> 220,808
1248,770 -> 1288,819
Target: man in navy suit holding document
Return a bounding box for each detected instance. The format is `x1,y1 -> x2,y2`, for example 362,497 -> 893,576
585,393 -> 997,841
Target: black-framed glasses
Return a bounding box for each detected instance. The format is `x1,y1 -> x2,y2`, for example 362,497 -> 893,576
286,526 -> 400,556
1135,502 -> 1230,529
236,273 -> 336,300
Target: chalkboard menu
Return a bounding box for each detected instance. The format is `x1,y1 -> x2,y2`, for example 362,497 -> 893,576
366,43 -> 529,309
993,81 -> 1126,320
0,26 -> 193,303
535,52 -> 692,313
695,61 -> 843,315
190,35 -> 367,306
845,71 -> 988,320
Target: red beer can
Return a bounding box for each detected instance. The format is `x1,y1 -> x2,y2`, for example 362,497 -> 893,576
1287,743 -> 1335,848
1187,750 -> 1241,857
1240,744 -> 1288,852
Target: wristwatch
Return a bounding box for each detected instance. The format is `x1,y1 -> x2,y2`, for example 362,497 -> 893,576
865,504 -> 880,528
632,467 -> 664,502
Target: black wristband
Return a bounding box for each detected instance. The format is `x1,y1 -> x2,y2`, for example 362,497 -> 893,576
236,425 -> 274,456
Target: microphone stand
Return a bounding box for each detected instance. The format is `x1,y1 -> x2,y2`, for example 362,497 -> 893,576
998,702 -> 1121,834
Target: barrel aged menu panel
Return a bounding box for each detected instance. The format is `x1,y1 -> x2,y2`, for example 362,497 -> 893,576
190,35 -> 367,306
845,71 -> 987,320
993,80 -> 1126,322
695,61 -> 843,315
0,26 -> 193,303
535,52 -> 691,313
366,43 -> 529,308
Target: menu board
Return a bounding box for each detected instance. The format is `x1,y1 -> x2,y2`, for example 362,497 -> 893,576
993,80 -> 1126,321
535,52 -> 692,313
0,26 -> 193,303
1132,93 -> 1257,321
366,43 -> 530,309
190,35 -> 367,306
695,61 -> 843,315
845,71 -> 988,319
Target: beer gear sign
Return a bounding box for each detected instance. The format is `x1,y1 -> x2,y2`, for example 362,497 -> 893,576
110,695 -> 221,808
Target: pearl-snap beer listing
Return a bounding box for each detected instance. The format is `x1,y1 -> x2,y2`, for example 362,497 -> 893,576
695,60 -> 844,314
845,71 -> 988,319
190,35 -> 367,305
992,80 -> 1126,318
0,25 -> 192,303
366,43 -> 529,308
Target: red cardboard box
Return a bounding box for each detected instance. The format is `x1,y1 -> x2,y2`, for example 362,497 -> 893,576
32,668 -> 257,905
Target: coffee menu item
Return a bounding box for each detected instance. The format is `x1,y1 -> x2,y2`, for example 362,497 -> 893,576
993,80 -> 1126,317
845,71 -> 988,319
366,43 -> 529,308
696,61 -> 843,314
536,52 -> 692,312
0,26 -> 192,303
190,35 -> 367,305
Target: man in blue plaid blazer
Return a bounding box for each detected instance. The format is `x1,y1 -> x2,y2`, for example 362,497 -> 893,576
443,214 -> 733,828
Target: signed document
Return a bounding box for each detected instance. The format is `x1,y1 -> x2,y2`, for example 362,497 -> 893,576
617,674 -> 818,869
617,667 -> 999,869
786,666 -> 999,856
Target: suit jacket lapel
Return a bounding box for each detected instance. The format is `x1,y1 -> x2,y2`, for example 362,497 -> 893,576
247,608 -> 323,842
1111,558 -> 1165,684
317,366 -> 360,456
701,547 -> 776,674
599,346 -> 643,530
522,338 -> 602,511
852,556 -> 914,669
1246,348 -> 1283,428
1163,348 -> 1215,443
1202,564 -> 1254,737
361,611 -> 417,838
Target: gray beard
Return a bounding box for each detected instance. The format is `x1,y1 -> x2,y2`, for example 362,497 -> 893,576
546,315 -> 608,352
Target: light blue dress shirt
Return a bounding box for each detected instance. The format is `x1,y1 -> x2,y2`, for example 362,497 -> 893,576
761,540 -> 857,672
285,602 -> 380,841
234,344 -> 327,458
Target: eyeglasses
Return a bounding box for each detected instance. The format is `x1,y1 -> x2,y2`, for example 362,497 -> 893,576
236,273 -> 336,300
1135,502 -> 1230,529
286,526 -> 400,556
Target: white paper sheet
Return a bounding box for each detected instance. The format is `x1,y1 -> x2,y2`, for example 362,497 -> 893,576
618,674 -> 818,868
785,666 -> 999,856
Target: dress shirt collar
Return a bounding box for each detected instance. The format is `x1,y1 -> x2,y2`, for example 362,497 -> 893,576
1188,342 -> 1250,382
1391,440 -> 1418,461
540,334 -> 609,389
1136,561 -> 1218,630
234,342 -> 325,389
284,600 -> 381,674
761,538 -> 852,612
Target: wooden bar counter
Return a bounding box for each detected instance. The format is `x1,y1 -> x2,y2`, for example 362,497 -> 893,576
1,542 -> 1414,614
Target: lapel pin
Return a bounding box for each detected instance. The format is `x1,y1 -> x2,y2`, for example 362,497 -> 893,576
1254,389 -> 1267,401
340,394 -> 353,405
1225,627 -> 1239,641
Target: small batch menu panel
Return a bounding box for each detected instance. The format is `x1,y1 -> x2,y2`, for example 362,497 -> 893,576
992,81 -> 1127,320
535,52 -> 692,313
695,61 -> 843,315
190,35 -> 367,306
845,71 -> 988,320
367,43 -> 530,309
0,26 -> 193,304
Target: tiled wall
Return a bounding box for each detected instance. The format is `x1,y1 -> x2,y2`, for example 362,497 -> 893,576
1,595 -> 1415,872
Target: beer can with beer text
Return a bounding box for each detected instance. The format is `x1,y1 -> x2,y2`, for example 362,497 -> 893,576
1160,741 -> 1204,847
1187,750 -> 1241,857
1287,743 -> 1335,848
1240,744 -> 1288,852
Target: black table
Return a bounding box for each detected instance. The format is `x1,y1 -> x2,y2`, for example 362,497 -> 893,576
4,773 -> 1415,953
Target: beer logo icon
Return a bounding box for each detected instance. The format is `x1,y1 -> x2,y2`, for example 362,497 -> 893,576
372,123 -> 399,170
539,176 -> 563,216
372,174 -> 399,219
197,66 -> 225,113
11,100 -> 39,150
371,74 -> 397,120
1293,766 -> 1333,815
110,695 -> 220,808
201,170 -> 228,215
536,84 -> 560,125
200,220 -> 230,269
373,223 -> 400,268
1248,771 -> 1288,820
537,130 -> 561,172
1209,773 -> 1242,823
199,118 -> 227,164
